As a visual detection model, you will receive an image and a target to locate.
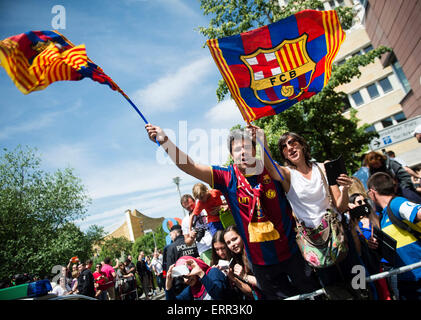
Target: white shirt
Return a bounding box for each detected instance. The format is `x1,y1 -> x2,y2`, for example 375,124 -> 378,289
286,163 -> 330,228
151,256 -> 163,274
182,211 -> 212,255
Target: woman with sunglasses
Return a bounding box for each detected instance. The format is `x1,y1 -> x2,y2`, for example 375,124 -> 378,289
93,263 -> 109,300
248,125 -> 363,292
165,256 -> 230,300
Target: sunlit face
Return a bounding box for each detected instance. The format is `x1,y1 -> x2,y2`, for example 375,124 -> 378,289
230,138 -> 256,173
182,197 -> 195,212
367,153 -> 383,169
213,241 -> 228,260
223,230 -> 243,255
281,136 -> 302,164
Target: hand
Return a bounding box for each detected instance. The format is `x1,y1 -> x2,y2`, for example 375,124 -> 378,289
186,259 -> 205,278
233,263 -> 245,279
367,237 -> 379,250
336,174 -> 353,189
145,124 -> 168,144
185,259 -> 205,279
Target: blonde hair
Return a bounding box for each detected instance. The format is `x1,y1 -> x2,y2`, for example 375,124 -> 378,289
192,183 -> 208,200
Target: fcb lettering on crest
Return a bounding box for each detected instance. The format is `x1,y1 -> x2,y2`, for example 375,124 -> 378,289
240,34 -> 315,105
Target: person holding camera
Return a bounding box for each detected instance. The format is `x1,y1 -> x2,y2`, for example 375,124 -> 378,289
181,194 -> 213,265
348,193 -> 392,300
165,256 -> 230,300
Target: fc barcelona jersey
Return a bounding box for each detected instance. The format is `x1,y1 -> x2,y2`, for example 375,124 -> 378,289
211,164 -> 297,266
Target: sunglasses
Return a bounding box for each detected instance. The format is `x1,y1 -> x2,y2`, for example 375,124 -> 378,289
281,138 -> 298,150
356,199 -> 368,205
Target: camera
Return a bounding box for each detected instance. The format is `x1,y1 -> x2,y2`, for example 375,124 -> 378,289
193,227 -> 206,242
349,203 -> 371,220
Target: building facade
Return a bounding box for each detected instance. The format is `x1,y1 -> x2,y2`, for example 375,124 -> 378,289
331,0 -> 420,167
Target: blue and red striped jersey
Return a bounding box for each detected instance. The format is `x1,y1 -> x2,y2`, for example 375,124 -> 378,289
211,164 -> 298,266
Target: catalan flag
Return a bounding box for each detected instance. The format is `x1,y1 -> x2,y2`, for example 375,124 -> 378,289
207,10 -> 345,123
0,30 -> 123,95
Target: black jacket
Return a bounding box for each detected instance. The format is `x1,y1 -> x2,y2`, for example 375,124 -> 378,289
77,268 -> 95,297
163,234 -> 199,296
164,234 -> 199,272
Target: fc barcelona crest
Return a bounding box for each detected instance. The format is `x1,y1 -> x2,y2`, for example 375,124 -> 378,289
240,34 -> 316,105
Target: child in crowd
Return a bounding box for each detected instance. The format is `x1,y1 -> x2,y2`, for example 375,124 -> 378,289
189,183 -> 228,236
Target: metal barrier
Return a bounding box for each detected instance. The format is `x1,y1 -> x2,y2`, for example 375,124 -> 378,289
285,261 -> 421,300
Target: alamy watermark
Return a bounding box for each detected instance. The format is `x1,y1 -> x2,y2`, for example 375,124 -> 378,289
51,5 -> 66,29
155,121 -> 266,175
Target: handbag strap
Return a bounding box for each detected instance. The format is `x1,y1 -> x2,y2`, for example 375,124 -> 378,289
313,161 -> 338,213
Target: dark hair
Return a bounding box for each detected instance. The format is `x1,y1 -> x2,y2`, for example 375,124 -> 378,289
104,257 -> 111,265
367,172 -> 395,195
227,129 -> 256,155
349,193 -> 364,204
386,151 -> 395,157
222,225 -> 252,274
210,230 -> 231,266
85,259 -> 93,266
277,132 -> 312,168
365,151 -> 386,169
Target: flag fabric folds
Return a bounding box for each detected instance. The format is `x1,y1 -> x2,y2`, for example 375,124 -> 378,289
0,30 -> 123,95
207,10 -> 345,123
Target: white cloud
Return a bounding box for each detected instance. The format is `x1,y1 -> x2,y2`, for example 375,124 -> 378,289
205,99 -> 244,126
132,56 -> 213,113
0,100 -> 82,140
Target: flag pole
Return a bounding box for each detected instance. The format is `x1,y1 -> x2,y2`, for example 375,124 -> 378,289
118,90 -> 160,146
247,121 -> 284,181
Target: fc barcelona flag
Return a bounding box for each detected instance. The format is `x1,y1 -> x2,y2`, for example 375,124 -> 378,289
207,10 -> 345,123
0,30 -> 123,95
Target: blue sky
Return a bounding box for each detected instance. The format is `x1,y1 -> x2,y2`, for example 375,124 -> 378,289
0,0 -> 244,233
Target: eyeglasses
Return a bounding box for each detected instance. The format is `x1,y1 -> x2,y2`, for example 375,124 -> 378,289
356,199 -> 368,205
281,138 -> 298,150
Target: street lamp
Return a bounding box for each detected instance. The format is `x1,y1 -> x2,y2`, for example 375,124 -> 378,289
144,229 -> 157,248
173,176 -> 187,217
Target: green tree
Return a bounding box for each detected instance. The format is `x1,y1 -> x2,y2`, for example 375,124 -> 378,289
199,0 -> 388,172
0,146 -> 101,279
132,226 -> 167,257
96,236 -> 133,264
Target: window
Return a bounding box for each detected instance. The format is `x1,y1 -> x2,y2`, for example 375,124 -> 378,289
393,111 -> 406,123
392,60 -> 411,94
351,91 -> 364,106
363,45 -> 373,53
366,83 -> 380,99
381,117 -> 393,128
337,59 -> 346,66
342,96 -> 352,112
379,77 -> 393,93
365,125 -> 375,133
329,0 -> 336,8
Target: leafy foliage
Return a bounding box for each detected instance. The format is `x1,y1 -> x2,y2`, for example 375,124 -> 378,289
132,226 -> 167,256
198,0 -> 389,172
0,146 -> 102,279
